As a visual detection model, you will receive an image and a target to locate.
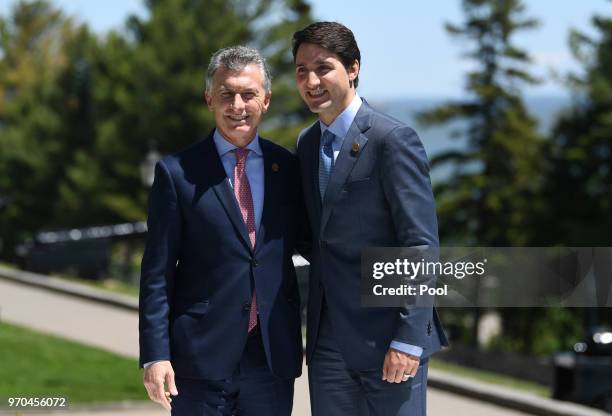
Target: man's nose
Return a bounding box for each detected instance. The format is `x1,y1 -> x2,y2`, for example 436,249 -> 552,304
306,71 -> 320,88
231,94 -> 246,111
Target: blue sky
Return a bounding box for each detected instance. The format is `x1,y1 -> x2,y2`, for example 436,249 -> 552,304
2,0 -> 610,99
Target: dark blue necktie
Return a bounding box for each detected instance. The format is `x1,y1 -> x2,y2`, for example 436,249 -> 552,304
319,129 -> 336,200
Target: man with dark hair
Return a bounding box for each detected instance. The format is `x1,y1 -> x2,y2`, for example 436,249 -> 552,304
292,22 -> 448,415
139,45 -> 304,415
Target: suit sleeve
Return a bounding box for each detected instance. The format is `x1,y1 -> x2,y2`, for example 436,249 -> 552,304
380,126 -> 439,350
293,153 -> 313,260
139,160 -> 181,367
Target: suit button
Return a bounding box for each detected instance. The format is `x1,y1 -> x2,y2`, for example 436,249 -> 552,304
243,302 -> 251,312
251,258 -> 259,267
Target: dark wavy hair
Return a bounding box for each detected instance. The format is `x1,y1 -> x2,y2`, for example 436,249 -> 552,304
292,21 -> 361,88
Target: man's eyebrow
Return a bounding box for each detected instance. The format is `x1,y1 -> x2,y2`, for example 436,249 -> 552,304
296,58 -> 331,67
218,86 -> 258,93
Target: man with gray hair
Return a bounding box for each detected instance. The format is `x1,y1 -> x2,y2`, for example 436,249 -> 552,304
139,45 -> 305,415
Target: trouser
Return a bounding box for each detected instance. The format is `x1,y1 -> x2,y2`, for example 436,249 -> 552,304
171,328 -> 294,416
309,308 -> 428,416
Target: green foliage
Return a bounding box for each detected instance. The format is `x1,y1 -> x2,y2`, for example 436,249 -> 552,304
257,0 -> 317,147
544,8 -> 612,245
527,8 -> 612,360
0,0 -> 313,258
0,1 -> 98,253
418,0 -> 545,246
418,1 -> 574,356
488,308 -> 584,355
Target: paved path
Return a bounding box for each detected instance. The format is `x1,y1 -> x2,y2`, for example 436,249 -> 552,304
0,278 -> 533,416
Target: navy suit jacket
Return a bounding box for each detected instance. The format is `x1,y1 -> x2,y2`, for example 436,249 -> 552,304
139,131 -> 304,380
297,100 -> 448,371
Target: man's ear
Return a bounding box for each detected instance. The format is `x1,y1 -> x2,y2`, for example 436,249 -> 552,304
348,59 -> 359,84
262,91 -> 272,113
205,92 -> 213,111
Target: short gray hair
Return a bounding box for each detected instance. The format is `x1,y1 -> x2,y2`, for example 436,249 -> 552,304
205,46 -> 272,95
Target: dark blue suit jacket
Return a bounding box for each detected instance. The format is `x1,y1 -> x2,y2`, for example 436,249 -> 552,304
297,101 -> 448,371
139,131 -> 304,380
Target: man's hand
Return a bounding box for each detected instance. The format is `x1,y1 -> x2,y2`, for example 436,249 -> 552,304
382,348 -> 420,383
143,360 -> 178,411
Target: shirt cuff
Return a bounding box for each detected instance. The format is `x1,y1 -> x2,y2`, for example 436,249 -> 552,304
143,360 -> 164,368
390,341 -> 423,357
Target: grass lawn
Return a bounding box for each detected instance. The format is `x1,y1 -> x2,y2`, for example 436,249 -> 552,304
0,262 -> 139,297
0,322 -> 147,403
430,358 -> 550,397
50,274 -> 139,297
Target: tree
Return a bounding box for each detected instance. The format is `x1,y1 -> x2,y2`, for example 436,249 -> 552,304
0,1 -> 96,256
545,5 -> 612,246
419,0 -> 545,246
257,0 -> 315,144
542,5 -> 612,334
417,0 -> 546,350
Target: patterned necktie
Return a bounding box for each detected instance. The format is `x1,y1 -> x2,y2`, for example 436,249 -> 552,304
319,129 -> 336,200
234,148 -> 258,332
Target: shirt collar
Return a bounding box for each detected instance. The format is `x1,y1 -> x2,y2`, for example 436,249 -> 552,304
213,129 -> 262,157
319,93 -> 363,140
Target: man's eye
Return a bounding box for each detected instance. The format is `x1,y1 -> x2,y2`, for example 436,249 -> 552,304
242,93 -> 255,100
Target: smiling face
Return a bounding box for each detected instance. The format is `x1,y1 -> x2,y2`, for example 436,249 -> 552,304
205,63 -> 271,148
295,42 -> 359,126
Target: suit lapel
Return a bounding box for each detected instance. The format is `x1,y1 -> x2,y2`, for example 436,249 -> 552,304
320,104 -> 372,234
203,132 -> 253,253
255,139 -> 277,251
301,123 -> 323,229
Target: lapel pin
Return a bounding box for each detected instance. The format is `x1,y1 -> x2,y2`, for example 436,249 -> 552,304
271,162 -> 280,172
351,142 -> 360,155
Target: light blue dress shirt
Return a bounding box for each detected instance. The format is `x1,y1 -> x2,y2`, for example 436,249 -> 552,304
213,130 -> 264,232
320,93 -> 423,359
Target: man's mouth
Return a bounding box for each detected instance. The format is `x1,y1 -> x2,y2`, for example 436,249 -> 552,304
227,114 -> 249,122
307,89 -> 327,98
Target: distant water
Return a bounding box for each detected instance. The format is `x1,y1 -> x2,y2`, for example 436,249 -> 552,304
370,96 -> 571,182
